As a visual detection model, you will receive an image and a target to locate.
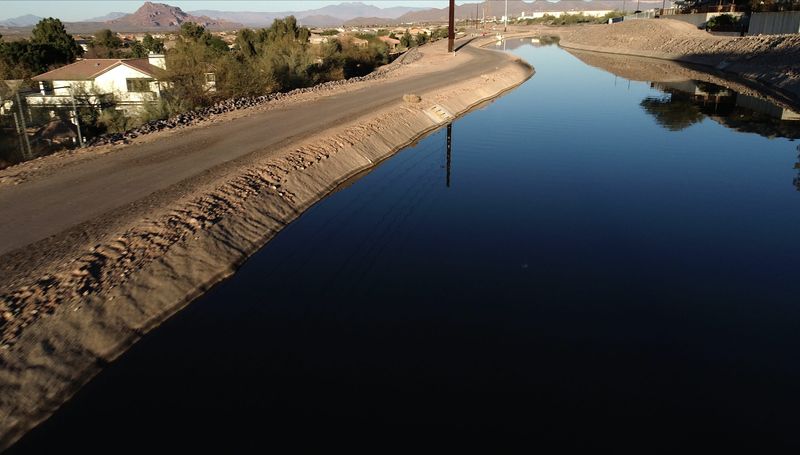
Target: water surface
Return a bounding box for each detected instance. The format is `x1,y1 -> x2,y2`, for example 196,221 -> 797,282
13,41 -> 800,452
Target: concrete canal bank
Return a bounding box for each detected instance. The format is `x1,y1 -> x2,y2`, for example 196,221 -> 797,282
0,39 -> 532,450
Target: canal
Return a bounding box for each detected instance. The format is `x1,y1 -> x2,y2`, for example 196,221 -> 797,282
12,40 -> 800,451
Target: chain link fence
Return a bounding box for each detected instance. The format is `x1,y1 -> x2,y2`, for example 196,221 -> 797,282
1,87 -> 91,170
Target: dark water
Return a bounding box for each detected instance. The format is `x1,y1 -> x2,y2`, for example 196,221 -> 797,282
13,42 -> 800,452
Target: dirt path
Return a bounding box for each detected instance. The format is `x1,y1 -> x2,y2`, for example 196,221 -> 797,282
0,37 -> 533,451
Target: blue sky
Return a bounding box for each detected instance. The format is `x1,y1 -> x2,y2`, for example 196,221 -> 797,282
0,1 -> 467,21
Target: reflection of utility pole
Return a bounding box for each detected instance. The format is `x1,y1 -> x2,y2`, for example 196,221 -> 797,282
504,0 -> 508,32
794,144 -> 800,192
448,0 -> 455,52
446,123 -> 452,188
14,91 -> 31,159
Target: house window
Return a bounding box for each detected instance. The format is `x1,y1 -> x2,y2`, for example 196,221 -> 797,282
40,81 -> 54,95
126,78 -> 152,92
204,73 -> 216,83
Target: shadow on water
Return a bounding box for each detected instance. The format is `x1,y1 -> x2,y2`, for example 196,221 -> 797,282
10,39 -> 800,452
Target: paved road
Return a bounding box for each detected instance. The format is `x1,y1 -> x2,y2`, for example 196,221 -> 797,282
0,42 -> 511,256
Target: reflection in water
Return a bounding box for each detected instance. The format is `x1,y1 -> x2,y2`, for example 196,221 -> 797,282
446,123 -> 452,188
643,80 -> 800,190
14,39 -> 800,453
565,46 -> 800,140
642,80 -> 800,138
795,145 -> 800,192
640,92 -> 706,132
642,79 -> 800,138
501,36 -> 559,51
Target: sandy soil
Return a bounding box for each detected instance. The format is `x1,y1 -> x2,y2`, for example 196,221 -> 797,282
0,38 -> 532,450
550,20 -> 800,104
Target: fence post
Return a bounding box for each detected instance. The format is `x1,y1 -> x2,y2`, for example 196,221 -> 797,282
69,89 -> 85,147
14,92 -> 32,160
11,111 -> 29,161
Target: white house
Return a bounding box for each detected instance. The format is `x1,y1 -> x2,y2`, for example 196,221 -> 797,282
309,34 -> 331,45
28,54 -> 168,110
518,10 -> 615,19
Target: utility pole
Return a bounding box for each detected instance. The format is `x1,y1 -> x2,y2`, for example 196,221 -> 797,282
504,0 -> 508,32
448,0 -> 455,52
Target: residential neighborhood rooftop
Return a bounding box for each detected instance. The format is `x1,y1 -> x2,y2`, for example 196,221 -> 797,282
32,58 -> 166,81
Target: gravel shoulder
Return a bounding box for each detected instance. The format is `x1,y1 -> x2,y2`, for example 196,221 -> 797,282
0,37 -> 533,451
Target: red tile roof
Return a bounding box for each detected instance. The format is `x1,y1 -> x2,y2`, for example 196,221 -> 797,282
32,58 -> 166,81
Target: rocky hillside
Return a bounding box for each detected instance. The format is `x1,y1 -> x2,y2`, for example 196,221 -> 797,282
108,2 -> 240,30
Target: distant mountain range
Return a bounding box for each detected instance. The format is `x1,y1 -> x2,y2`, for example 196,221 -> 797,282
189,2 -> 429,27
0,14 -> 43,27
0,1 -> 669,32
85,12 -> 128,22
107,2 -> 241,30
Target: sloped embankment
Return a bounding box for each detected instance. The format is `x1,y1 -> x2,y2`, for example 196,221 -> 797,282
0,46 -> 533,450
557,19 -> 800,104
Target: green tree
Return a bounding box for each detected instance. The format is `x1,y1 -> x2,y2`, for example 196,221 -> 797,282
91,29 -> 122,58
30,18 -> 83,63
179,22 -> 227,54
208,35 -> 229,54
130,41 -> 148,58
142,33 -> 165,54
1,41 -> 66,77
235,28 -> 258,59
93,29 -> 122,49
164,38 -> 216,111
180,22 -> 210,43
416,32 -> 428,46
400,30 -> 412,48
